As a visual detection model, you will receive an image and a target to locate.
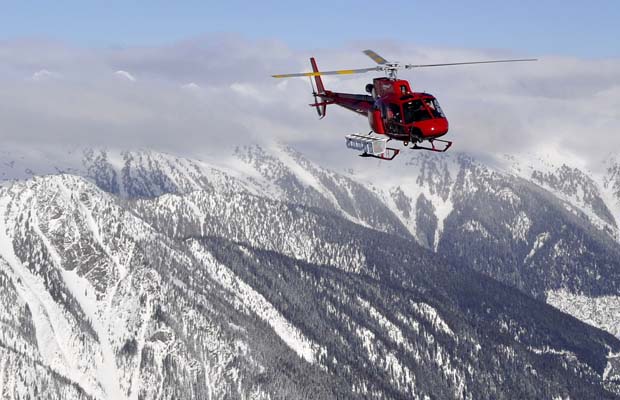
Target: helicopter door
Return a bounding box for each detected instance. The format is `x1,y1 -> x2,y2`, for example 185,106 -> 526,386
403,100 -> 433,124
383,103 -> 403,134
388,104 -> 401,122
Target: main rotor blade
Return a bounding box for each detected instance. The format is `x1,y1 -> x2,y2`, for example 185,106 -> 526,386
363,49 -> 388,65
272,67 -> 377,78
405,58 -> 538,69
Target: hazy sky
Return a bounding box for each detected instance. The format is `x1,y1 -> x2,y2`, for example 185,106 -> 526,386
1,1 -> 619,57
0,2 -> 619,169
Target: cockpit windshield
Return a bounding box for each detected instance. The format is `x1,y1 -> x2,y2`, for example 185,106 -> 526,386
425,98 -> 445,118
403,98 -> 445,124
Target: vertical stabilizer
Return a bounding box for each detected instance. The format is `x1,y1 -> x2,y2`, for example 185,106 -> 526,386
310,57 -> 325,94
310,57 -> 327,118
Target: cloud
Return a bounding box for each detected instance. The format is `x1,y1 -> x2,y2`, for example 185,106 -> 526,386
114,70 -> 136,81
30,69 -> 61,81
181,82 -> 200,91
0,36 -> 618,169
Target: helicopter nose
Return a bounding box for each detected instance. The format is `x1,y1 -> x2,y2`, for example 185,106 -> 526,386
433,118 -> 449,135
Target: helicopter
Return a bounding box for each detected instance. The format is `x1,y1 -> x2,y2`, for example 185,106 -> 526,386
273,50 -> 536,160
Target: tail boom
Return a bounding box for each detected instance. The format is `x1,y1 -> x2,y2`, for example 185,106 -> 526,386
307,58 -> 374,119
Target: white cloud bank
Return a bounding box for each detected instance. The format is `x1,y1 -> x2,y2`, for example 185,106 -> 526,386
0,36 -> 618,169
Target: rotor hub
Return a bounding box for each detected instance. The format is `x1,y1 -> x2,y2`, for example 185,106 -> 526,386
380,62 -> 402,80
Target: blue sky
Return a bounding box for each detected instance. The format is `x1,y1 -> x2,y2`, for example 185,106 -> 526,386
1,0 -> 619,57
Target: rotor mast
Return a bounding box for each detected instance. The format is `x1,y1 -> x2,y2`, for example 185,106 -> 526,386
362,49 -> 399,80
381,63 -> 401,80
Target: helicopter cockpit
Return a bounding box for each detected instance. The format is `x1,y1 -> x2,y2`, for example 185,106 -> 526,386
380,95 -> 449,139
403,98 -> 445,124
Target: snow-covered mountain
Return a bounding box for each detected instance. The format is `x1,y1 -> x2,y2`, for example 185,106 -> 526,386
2,146 -> 620,399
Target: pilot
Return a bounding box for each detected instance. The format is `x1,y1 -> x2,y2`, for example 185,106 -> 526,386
388,106 -> 401,123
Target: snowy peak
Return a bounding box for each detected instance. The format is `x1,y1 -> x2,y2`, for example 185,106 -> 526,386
0,148 -> 257,199
409,152 -> 459,202
608,164 -> 620,200
233,144 -> 410,237
496,153 -> 620,236
83,149 -> 228,198
234,144 -> 333,209
374,153 -> 491,250
604,156 -> 620,210
533,165 -> 613,221
530,164 -> 617,236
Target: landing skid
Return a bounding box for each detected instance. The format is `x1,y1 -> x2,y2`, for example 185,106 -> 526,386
359,148 -> 400,160
411,138 -> 452,153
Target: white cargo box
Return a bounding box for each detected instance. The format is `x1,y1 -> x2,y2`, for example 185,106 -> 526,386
345,134 -> 388,155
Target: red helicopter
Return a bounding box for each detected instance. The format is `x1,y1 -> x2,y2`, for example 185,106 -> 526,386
273,50 -> 536,160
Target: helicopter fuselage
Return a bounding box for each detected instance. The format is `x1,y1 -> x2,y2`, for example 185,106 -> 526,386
319,77 -> 449,145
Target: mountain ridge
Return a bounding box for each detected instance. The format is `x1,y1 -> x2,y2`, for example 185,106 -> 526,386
2,146 -> 620,398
